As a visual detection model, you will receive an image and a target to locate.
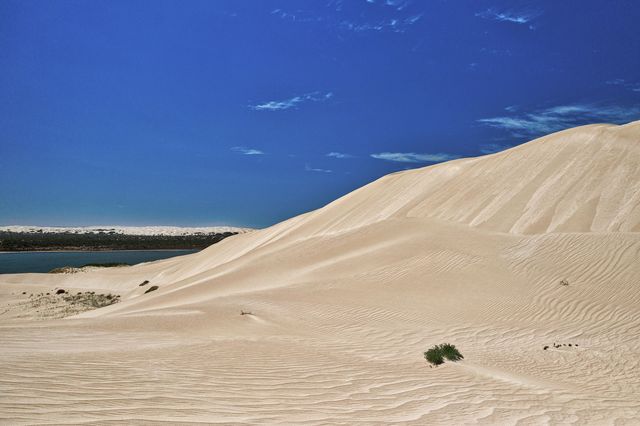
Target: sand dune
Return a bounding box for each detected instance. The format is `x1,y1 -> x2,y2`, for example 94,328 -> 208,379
1,121 -> 640,424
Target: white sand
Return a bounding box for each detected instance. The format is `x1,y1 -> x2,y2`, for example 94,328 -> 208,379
1,121 -> 639,424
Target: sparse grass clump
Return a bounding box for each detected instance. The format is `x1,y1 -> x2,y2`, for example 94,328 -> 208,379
2,291 -> 122,321
49,267 -> 72,274
49,263 -> 129,274
62,292 -> 120,308
424,343 -> 463,366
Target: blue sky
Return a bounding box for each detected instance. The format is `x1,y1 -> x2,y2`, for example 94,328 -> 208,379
1,0 -> 639,228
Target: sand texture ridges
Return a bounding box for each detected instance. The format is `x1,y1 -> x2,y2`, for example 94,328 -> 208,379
1,122 -> 640,424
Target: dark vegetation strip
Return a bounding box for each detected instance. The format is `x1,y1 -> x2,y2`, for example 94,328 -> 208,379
0,231 -> 238,251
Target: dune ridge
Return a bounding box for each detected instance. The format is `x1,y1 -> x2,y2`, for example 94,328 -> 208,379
1,121 -> 640,424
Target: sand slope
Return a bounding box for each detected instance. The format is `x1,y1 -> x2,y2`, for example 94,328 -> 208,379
1,121 -> 640,424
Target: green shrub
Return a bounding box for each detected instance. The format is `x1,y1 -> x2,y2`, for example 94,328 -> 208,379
424,343 -> 463,366
439,343 -> 463,361
424,347 -> 444,365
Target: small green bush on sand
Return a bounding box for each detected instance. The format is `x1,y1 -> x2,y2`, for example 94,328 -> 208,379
424,343 -> 463,366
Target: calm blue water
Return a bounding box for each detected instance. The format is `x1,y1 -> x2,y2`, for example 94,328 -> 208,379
0,250 -> 197,274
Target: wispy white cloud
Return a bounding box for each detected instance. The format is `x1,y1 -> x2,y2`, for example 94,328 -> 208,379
370,152 -> 460,163
605,78 -> 640,93
478,103 -> 640,137
404,14 -> 422,24
361,0 -> 412,10
479,46 -> 514,57
606,78 -> 626,86
479,143 -> 511,154
326,152 -> 354,159
327,0 -> 344,12
270,8 -> 324,23
272,1 -> 422,34
384,0 -> 412,11
305,164 -> 333,173
231,146 -> 264,155
340,14 -> 422,33
476,8 -> 542,28
250,92 -> 333,111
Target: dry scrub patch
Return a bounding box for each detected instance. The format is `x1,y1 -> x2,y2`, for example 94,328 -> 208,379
0,290 -> 120,320
49,263 -> 130,274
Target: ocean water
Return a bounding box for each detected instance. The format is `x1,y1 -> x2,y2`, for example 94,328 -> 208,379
0,250 -> 197,274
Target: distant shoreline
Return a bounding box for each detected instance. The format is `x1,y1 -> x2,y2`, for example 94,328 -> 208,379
0,230 -> 239,252
0,249 -> 200,254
